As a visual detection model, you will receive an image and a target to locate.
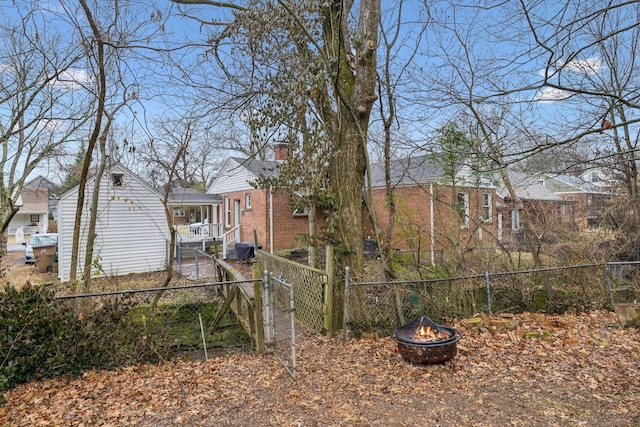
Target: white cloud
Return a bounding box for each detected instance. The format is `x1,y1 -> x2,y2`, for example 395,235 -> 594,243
556,57 -> 603,75
533,87 -> 572,103
49,68 -> 93,90
534,57 -> 603,103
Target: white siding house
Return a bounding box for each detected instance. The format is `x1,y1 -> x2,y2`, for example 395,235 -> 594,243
57,162 -> 170,282
207,157 -> 263,194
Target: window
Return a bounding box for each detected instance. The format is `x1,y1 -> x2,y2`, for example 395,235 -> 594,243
30,214 -> 40,223
293,206 -> 309,217
111,173 -> 124,187
562,196 -> 574,217
224,197 -> 231,227
456,192 -> 469,227
482,193 -> 492,221
245,193 -> 252,210
173,207 -> 186,217
511,209 -> 520,230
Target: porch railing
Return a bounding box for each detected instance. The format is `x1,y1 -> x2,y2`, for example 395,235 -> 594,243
175,223 -> 223,245
221,224 -> 240,259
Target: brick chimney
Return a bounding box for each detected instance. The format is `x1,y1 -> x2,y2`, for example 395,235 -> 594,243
274,142 -> 289,161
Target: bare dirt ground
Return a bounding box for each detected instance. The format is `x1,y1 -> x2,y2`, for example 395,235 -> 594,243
0,251 -> 57,287
1,310 -> 639,426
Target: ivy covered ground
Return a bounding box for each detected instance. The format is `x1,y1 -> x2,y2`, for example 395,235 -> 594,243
1,310 -> 639,426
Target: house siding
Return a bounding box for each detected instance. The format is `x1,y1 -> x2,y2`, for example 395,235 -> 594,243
216,187 -> 317,251
208,159 -> 255,194
9,187 -> 50,237
57,164 -> 169,282
368,183 -> 498,253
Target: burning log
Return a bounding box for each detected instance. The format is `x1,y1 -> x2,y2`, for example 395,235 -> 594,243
391,316 -> 462,364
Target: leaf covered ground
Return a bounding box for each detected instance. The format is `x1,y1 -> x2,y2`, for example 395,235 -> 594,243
1,310 -> 639,426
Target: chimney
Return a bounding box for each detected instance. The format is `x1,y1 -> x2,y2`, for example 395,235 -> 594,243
274,142 -> 289,161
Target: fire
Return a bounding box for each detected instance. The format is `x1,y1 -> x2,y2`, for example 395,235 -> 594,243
414,324 -> 449,342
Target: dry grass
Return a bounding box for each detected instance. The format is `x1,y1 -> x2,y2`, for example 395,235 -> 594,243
1,252 -> 56,289
0,249 -> 204,295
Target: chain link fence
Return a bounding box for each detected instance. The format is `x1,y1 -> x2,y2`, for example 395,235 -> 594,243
55,282 -> 255,363
344,263 -> 613,339
264,273 -> 296,379
605,261 -> 640,307
175,246 -> 217,281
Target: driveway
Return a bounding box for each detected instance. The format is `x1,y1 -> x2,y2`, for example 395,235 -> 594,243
8,243 -> 24,253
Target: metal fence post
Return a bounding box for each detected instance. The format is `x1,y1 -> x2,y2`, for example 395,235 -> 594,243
605,263 -> 615,309
343,266 -> 350,342
195,249 -> 200,279
485,271 -> 492,315
263,270 -> 274,347
288,279 -> 297,379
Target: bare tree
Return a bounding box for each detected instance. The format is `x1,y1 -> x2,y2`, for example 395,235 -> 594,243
140,116 -> 222,191
0,5 -> 90,254
371,1 -> 429,279
172,0 -> 380,277
397,1 -> 640,270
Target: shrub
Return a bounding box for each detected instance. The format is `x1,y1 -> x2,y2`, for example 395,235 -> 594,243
0,284 -> 160,396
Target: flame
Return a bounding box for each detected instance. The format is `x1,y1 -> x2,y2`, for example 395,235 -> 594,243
417,325 -> 437,339
414,324 -> 448,342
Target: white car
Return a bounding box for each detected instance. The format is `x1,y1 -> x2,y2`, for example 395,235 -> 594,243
23,233 -> 58,264
189,219 -> 209,234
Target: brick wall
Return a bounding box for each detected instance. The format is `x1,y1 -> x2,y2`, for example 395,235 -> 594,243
220,187 -> 323,251
367,183 -> 498,252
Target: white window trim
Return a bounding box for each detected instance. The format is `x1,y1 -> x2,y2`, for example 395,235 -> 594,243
224,197 -> 231,227
457,191 -> 469,228
111,173 -> 124,187
482,192 -> 492,222
511,209 -> 520,230
293,206 -> 309,217
245,193 -> 252,210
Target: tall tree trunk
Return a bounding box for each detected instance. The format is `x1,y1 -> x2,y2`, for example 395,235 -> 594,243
322,0 -> 379,279
81,115 -> 115,287
70,0 -> 107,286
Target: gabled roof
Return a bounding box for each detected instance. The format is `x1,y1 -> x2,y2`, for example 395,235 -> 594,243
540,173 -> 610,195
229,156 -> 281,179
497,168 -> 560,201
207,156 -> 282,194
25,175 -> 59,192
59,161 -> 163,201
370,154 -> 445,188
370,153 -> 499,189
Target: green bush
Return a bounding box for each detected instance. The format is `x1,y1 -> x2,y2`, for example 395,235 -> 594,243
0,284 -> 160,396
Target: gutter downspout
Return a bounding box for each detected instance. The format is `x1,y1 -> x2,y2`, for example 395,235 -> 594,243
430,182 -> 435,266
269,185 -> 274,253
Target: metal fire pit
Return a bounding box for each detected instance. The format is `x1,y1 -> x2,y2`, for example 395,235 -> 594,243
391,316 -> 462,364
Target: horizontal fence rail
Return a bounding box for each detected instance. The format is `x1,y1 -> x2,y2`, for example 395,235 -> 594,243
54,281 -> 258,363
344,262 -> 637,339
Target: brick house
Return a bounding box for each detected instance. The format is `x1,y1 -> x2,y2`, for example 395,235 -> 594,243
367,154 -> 499,262
208,146 -> 323,253
496,168 -> 575,245
537,172 -> 612,229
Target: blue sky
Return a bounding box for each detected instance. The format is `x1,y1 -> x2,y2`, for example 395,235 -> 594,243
2,1 -> 638,183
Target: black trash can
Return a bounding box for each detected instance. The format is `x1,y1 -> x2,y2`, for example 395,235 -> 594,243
363,238 -> 378,256
235,242 -> 256,260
